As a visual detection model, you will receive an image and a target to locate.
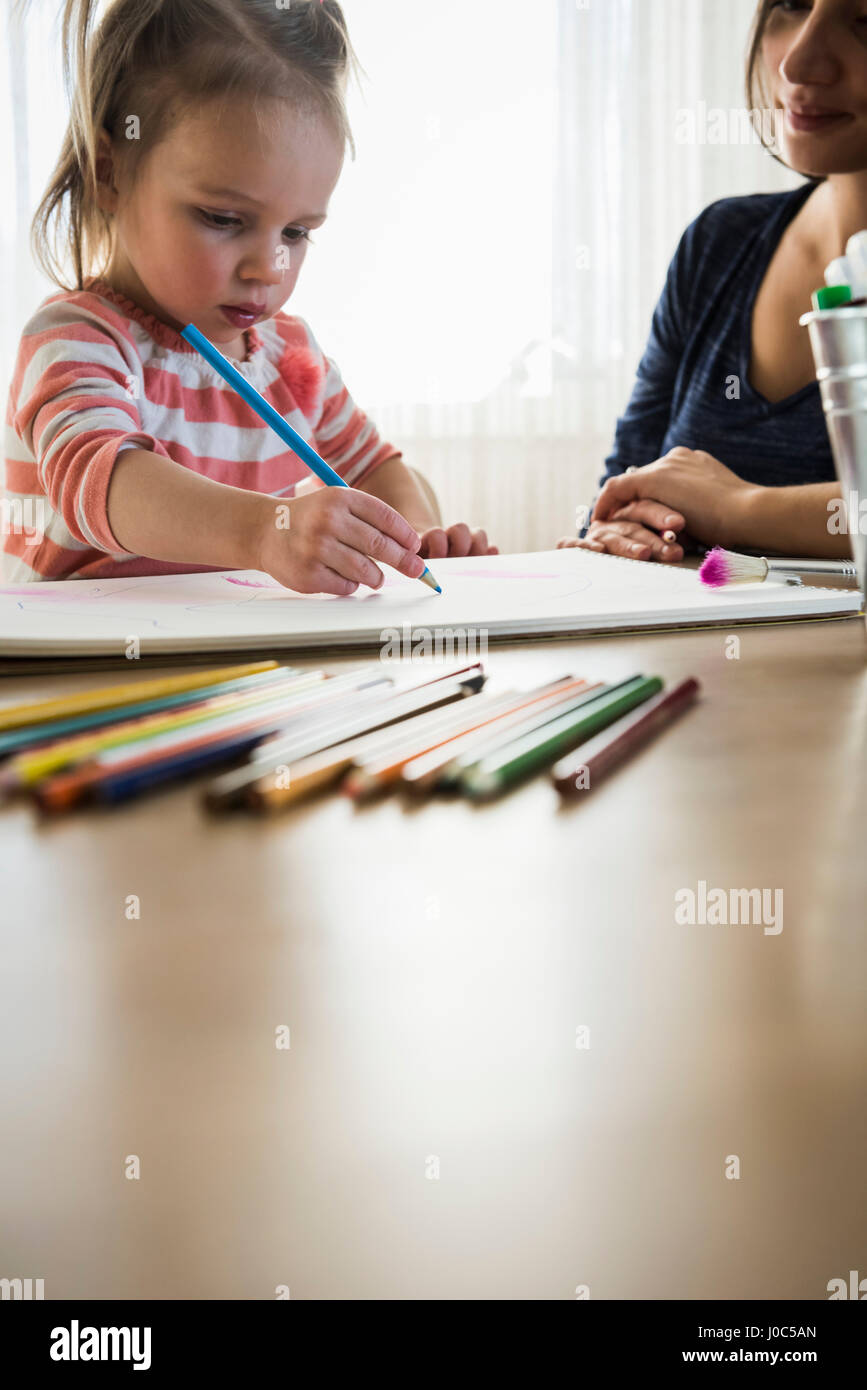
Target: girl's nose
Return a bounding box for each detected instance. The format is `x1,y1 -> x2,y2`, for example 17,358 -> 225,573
779,13 -> 843,89
238,245 -> 288,288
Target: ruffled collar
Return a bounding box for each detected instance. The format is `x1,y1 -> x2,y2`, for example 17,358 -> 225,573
82,276 -> 264,363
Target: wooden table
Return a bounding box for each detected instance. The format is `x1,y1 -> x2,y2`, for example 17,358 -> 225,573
2,614 -> 866,1300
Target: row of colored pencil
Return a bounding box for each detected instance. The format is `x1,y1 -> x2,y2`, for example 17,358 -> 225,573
0,659 -> 700,813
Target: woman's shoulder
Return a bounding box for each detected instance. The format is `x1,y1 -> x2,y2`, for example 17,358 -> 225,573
663,184 -> 816,327
679,184 -> 815,266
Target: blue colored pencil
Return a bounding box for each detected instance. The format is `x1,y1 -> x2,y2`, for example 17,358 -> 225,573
94,733 -> 268,804
180,323 -> 441,594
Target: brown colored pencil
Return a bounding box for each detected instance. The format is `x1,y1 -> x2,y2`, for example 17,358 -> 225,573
551,677 -> 700,797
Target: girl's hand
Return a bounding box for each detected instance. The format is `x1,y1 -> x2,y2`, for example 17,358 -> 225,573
593,448 -> 759,548
256,488 -> 425,595
557,500 -> 685,563
417,523 -> 499,559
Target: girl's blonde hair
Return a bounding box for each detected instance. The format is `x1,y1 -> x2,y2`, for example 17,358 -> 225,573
27,0 -> 360,292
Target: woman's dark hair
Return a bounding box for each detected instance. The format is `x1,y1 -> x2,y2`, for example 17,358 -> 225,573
746,0 -> 787,163
747,0 -> 775,114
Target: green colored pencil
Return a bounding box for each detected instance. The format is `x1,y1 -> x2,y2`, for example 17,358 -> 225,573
459,675 -> 663,800
437,680 -> 621,789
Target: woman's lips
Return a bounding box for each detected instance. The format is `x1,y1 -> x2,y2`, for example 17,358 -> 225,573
786,106 -> 852,134
218,304 -> 266,328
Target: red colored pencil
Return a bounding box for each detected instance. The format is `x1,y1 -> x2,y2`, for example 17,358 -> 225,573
551,677 -> 700,796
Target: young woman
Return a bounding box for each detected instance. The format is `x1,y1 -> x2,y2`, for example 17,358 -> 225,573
561,0 -> 867,564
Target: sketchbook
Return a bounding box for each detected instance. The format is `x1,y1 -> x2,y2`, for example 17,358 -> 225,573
0,550 -> 861,657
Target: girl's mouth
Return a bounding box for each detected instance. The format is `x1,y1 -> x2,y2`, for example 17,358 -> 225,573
218,304 -> 266,328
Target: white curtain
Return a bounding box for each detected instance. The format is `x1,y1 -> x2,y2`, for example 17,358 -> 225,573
1,0 -> 799,553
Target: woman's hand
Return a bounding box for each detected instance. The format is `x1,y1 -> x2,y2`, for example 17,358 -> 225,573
256,488 -> 425,595
593,448 -> 760,548
417,523 -> 498,559
557,498 -> 686,563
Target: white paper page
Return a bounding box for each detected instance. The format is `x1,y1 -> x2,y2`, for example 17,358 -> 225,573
0,550 -> 861,655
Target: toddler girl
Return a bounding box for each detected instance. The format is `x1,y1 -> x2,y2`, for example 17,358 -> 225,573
4,0 -> 497,589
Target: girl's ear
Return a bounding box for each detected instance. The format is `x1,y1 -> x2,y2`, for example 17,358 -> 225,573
93,128 -> 120,213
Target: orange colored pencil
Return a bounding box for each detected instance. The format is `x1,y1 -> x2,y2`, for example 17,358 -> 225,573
400,677 -> 597,793
342,689 -> 537,801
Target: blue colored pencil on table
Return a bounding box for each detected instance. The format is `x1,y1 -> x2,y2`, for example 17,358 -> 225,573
180,323 -> 441,594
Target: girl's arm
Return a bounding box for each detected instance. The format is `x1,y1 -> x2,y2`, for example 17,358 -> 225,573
106,447 -> 426,593
107,448 -> 273,567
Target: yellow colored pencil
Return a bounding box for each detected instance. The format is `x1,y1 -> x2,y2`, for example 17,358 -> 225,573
0,660 -> 280,733
1,671 -> 327,788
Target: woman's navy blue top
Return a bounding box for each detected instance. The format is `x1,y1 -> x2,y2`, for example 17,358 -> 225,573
600,180 -> 834,491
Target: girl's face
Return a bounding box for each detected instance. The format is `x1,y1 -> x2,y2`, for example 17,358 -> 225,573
102,98 -> 344,357
761,0 -> 867,176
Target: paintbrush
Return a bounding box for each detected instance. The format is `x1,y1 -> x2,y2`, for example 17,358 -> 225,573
699,546 -> 857,588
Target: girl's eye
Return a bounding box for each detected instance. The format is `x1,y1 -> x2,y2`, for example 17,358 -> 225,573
198,210 -> 242,230
197,211 -> 312,243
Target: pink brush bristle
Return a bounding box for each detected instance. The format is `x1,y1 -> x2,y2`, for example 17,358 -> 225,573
280,345 -> 324,417
698,546 -> 731,588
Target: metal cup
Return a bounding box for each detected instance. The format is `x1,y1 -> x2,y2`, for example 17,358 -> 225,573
801,304 -> 867,589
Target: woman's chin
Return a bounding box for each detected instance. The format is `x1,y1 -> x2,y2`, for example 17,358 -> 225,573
781,137 -> 867,180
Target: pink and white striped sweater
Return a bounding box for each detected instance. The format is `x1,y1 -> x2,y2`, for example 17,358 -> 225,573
2,277 -> 401,582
